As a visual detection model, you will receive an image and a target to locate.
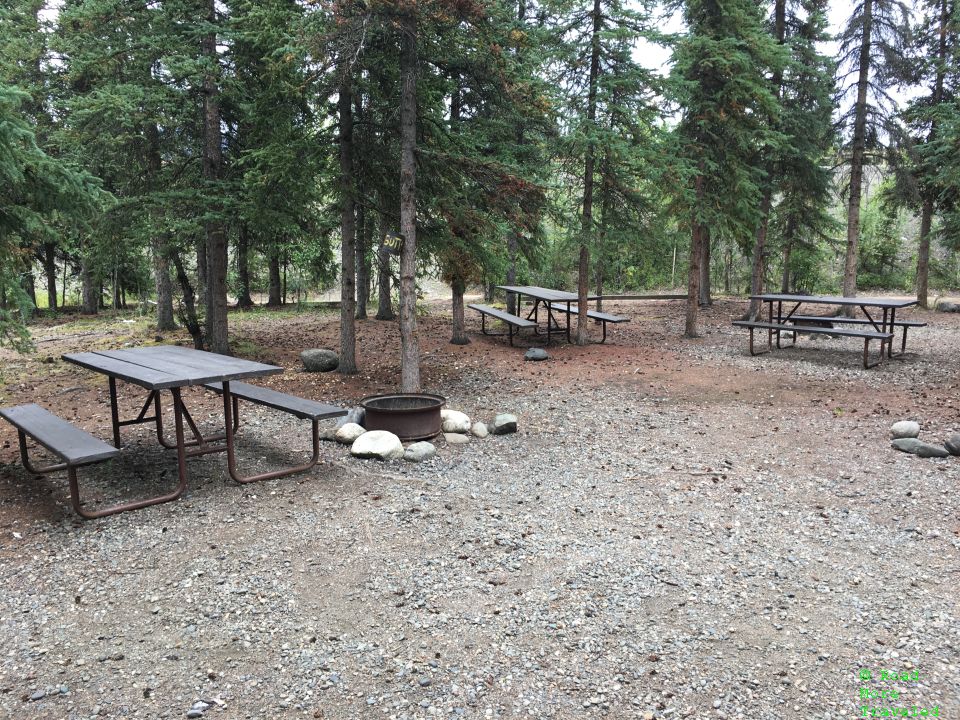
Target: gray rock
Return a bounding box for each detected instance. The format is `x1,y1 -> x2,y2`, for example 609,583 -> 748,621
891,438 -> 924,454
318,425 -> 338,442
351,430 -> 404,460
945,433 -> 960,456
335,422 -> 366,444
524,348 -> 549,361
916,443 -> 950,458
937,301 -> 960,313
892,438 -> 949,457
300,348 -> 339,372
491,413 -> 518,435
404,442 -> 436,462
441,409 -> 471,433
890,420 -> 921,439
444,432 -> 470,445
186,712 -> 204,719
471,421 -> 488,438
29,690 -> 45,701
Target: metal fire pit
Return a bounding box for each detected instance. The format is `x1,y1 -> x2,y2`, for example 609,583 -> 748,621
360,393 -> 446,442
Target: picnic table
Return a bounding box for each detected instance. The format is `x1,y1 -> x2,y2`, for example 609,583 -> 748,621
9,345 -> 345,518
482,285 -> 628,343
732,294 -> 923,368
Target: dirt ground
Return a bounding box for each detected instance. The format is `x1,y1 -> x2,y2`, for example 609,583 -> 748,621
0,294 -> 958,719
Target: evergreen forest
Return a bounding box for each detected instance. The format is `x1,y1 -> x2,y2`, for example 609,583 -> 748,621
2,0 -> 960,388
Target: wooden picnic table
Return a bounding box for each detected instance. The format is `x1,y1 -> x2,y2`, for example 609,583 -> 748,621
62,345 -> 284,513
735,294 -> 921,367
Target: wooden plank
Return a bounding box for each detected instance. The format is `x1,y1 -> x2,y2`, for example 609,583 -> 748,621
467,304 -> 537,328
63,351 -> 182,389
750,294 -> 919,309
0,404 -> 119,465
92,348 -> 222,383
732,320 -> 892,340
205,382 -> 346,421
596,294 -> 686,301
787,315 -> 926,328
147,345 -> 282,378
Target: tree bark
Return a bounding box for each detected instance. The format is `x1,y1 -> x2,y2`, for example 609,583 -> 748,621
356,206 -> 371,319
699,229 -> 711,307
916,0 -> 948,309
843,0 -> 873,315
42,243 -> 57,311
506,232 -> 518,315
375,228 -> 395,320
236,223 -> 254,308
450,276 -> 469,345
338,76 -> 358,374
153,246 -> 176,331
80,257 -> 97,315
576,0 -> 602,346
747,0 -> 785,319
201,0 -> 229,353
267,249 -> 282,306
685,173 -> 705,338
398,13 -> 421,391
171,249 -> 204,349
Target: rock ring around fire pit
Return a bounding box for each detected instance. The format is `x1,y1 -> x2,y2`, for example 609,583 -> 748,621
359,393 -> 446,442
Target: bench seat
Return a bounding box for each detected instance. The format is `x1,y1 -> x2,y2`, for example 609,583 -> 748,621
0,404 -> 118,466
545,303 -> 630,324
785,314 -> 926,328
468,303 -> 536,346
731,320 -> 892,368
203,382 -> 346,421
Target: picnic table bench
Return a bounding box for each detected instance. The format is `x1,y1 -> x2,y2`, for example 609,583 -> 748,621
731,320 -> 893,368
468,303 -> 537,346
545,303 -> 630,343
783,315 -> 926,356
0,404 -> 130,519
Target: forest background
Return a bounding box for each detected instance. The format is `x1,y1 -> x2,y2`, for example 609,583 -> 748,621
2,0 -> 959,390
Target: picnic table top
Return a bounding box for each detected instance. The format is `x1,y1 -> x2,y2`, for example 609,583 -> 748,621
497,285 -> 599,302
63,345 -> 282,390
750,293 -> 919,309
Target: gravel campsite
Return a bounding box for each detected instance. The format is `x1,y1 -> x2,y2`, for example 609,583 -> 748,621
1,298 -> 958,720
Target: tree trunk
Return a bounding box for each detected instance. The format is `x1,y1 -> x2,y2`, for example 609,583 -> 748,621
338,76 -> 358,374
747,0 -> 785,319
202,0 -> 229,353
375,227 -> 395,320
843,0 -> 873,315
171,249 -> 204,349
576,0 -> 602,346
153,245 -> 176,331
398,13 -> 421,392
685,173 -> 705,338
356,206 -> 371,319
42,243 -> 57,311
699,229 -> 711,307
916,197 -> 933,308
236,223 -> 254,309
80,258 -> 97,315
506,232 -> 518,315
450,276 -> 469,345
267,250 -> 282,306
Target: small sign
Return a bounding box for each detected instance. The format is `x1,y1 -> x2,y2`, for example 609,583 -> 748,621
384,231 -> 404,255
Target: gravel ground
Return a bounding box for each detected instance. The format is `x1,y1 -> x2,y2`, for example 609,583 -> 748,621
0,298 -> 958,719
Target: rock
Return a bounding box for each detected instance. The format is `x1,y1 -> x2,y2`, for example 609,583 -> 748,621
491,413 -> 518,435
444,432 -> 470,445
945,433 -> 960,456
916,443 -> 950,458
351,430 -> 404,460
441,409 -> 471,433
937,301 -> 960,313
471,421 -> 488,438
29,690 -> 45,701
890,420 -> 921,439
335,422 -> 366,444
318,425 -> 338,442
891,438 -> 924,454
404,442 -> 436,462
300,348 -> 339,372
892,438 -> 949,457
524,348 -> 549,361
